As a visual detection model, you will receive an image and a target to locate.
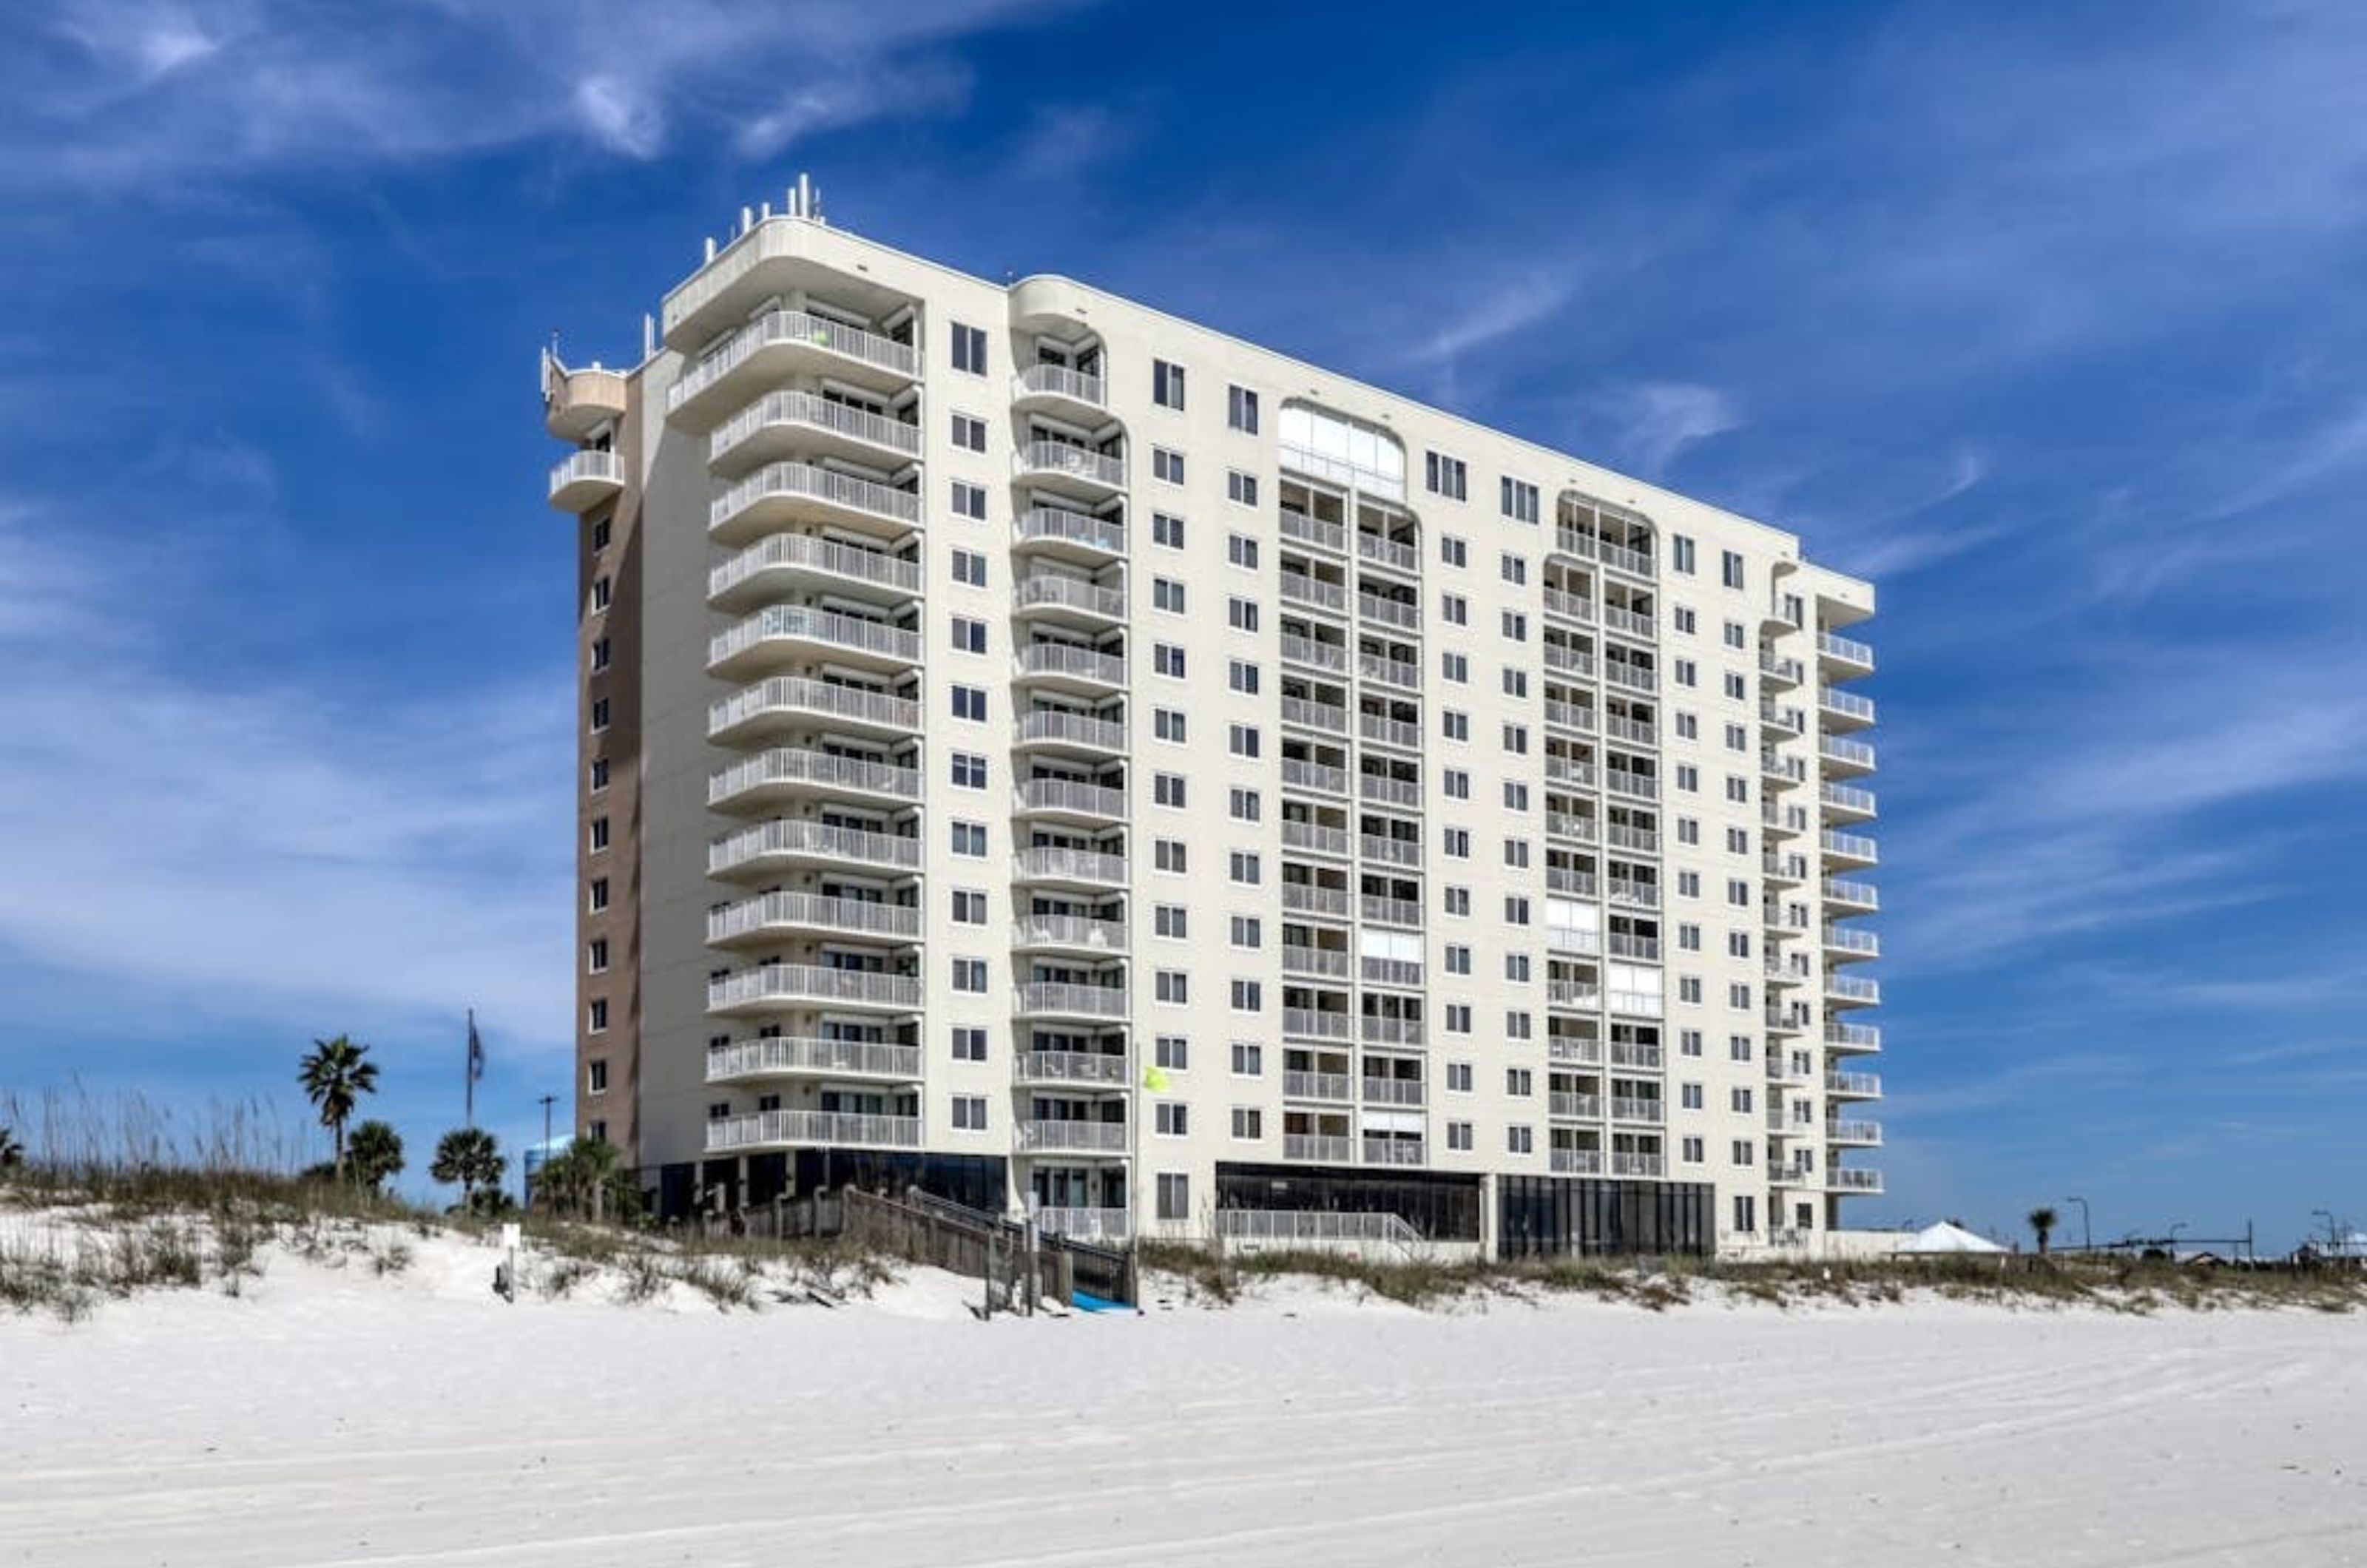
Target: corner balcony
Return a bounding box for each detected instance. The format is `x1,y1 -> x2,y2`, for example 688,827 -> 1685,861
1818,631 -> 1875,678
1823,925 -> 1881,962
1760,650 -> 1805,687
1012,777 -> 1127,825
1013,641 -> 1127,695
1011,913 -> 1129,956
667,308 -> 919,428
1017,1119 -> 1130,1156
1011,845 -> 1127,891
707,606 -> 922,680
1013,506 -> 1126,562
706,1108 -> 922,1155
1820,829 -> 1880,869
1013,572 -> 1128,626
1819,686 -> 1877,731
1827,1119 -> 1883,1147
706,891 -> 922,949
1825,1021 -> 1883,1055
1015,709 -> 1127,756
1819,736 -> 1877,777
547,449 -> 624,512
1826,1070 -> 1883,1100
1013,981 -> 1129,1022
709,677 -> 919,746
1014,441 -> 1127,501
544,361 -> 627,442
709,462 -> 922,547
1819,782 -> 1877,822
708,748 -> 921,814
1826,974 -> 1882,1010
709,390 -> 923,476
708,819 -> 923,881
707,963 -> 923,1017
706,1036 -> 922,1086
1823,876 -> 1879,913
1011,363 -> 1109,422
1761,749 -> 1809,788
708,533 -> 922,612
1827,1166 -> 1885,1194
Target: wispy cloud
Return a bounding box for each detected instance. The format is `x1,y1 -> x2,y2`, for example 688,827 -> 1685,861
1009,102 -> 1132,183
1588,380 -> 1742,478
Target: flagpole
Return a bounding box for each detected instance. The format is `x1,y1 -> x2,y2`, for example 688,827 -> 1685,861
465,1008 -> 477,1129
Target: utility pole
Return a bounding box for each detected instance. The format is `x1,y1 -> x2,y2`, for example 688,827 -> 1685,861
536,1093 -> 557,1207
2065,1195 -> 2091,1254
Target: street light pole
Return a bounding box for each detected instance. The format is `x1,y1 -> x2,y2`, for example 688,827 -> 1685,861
2313,1209 -> 2337,1248
2065,1195 -> 2091,1254
536,1093 -> 557,1207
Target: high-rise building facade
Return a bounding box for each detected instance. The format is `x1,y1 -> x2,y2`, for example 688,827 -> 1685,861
542,182 -> 1883,1258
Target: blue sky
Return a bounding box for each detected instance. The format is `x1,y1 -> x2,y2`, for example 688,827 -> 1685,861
1,0 -> 2362,1246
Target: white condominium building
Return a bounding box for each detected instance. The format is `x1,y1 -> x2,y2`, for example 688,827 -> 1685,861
542,178 -> 1883,1259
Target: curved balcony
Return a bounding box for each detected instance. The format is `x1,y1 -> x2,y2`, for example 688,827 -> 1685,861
1014,441 -> 1127,501
707,963 -> 923,1017
709,462 -> 922,547
668,308 -> 920,428
1013,641 -> 1127,694
1011,913 -> 1128,955
1013,572 -> 1127,626
706,891 -> 922,948
1760,650 -> 1805,688
709,677 -> 919,746
706,1036 -> 922,1086
1015,709 -> 1127,756
1013,506 -> 1126,563
547,449 -> 624,512
708,819 -> 922,880
1017,1119 -> 1130,1156
1015,1050 -> 1130,1088
1012,363 -> 1108,422
709,533 -> 922,612
709,748 -> 920,814
709,390 -> 923,476
706,1108 -> 922,1155
1011,845 -> 1127,890
708,606 -> 922,680
544,361 -> 628,442
1013,981 -> 1128,1022
1012,777 -> 1127,825
1762,851 -> 1809,887
1761,749 -> 1809,789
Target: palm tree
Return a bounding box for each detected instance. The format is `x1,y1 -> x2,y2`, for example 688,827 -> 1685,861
346,1120 -> 405,1194
538,1137 -> 637,1222
0,1124 -> 23,1174
2027,1205 -> 2059,1257
429,1127 -> 507,1214
298,1035 -> 379,1183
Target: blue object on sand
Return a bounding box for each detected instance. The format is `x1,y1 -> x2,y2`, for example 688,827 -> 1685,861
1070,1291 -> 1125,1313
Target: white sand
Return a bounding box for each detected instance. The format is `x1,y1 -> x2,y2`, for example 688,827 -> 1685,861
3,1227 -> 2363,1567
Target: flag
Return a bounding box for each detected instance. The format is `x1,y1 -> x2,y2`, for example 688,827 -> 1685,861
1143,1064 -> 1170,1093
467,1013 -> 486,1083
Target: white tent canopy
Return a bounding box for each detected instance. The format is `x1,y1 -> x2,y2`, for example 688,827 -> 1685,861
1894,1221 -> 2010,1255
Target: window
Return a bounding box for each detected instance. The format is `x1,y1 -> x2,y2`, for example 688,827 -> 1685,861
1724,672 -> 1748,701
1229,914 -> 1263,948
1155,1102 -> 1189,1137
951,957 -> 987,993
950,481 -> 987,520
1677,870 -> 1701,897
952,1095 -> 988,1131
1229,597 -> 1260,632
1732,1143 -> 1757,1169
1506,1010 -> 1532,1039
1502,782 -> 1530,811
1152,512 -> 1185,550
950,547 -> 987,587
1444,885 -> 1471,916
1443,1061 -> 1473,1093
1674,658 -> 1698,688
1445,1004 -> 1473,1033
1729,1035 -> 1755,1062
1425,450 -> 1468,500
1231,1041 -> 1263,1075
1448,1121 -> 1474,1152
1726,775 -> 1750,803
1500,476 -> 1539,524
951,412 -> 987,451
1723,723 -> 1748,753
1155,970 -> 1189,1004
1726,826 -> 1751,854
1153,447 -> 1185,484
950,615 -> 987,654
1228,659 -> 1260,695
1440,592 -> 1468,626
589,816 -> 610,852
1500,610 -> 1527,641
1442,710 -> 1468,743
1155,708 -> 1187,744
1154,772 -> 1186,808
1676,713 -> 1698,740
1228,723 -> 1260,758
1723,621 -> 1748,651
1229,787 -> 1261,822
1677,817 -> 1700,845
1727,878 -> 1752,908
1155,903 -> 1189,939
1227,470 -> 1260,507
1502,667 -> 1527,699
587,998 -> 608,1033
1500,552 -> 1528,586
587,937 -> 609,973
587,1058 -> 608,1094
1439,535 -> 1468,568
1153,359 -> 1186,410
590,696 -> 610,731
1681,1083 -> 1706,1111
951,1027 -> 987,1062
1729,982 -> 1754,1010
1231,1107 -> 1264,1139
1228,851 -> 1262,885
1155,839 -> 1188,873
1672,535 -> 1697,575
1681,1029 -> 1704,1057
951,322 -> 987,374
1507,1125 -> 1534,1155
1504,895 -> 1531,925
1676,763 -> 1699,792
1731,1087 -> 1755,1114
1157,1172 -> 1190,1220
1229,979 -> 1263,1011
590,635 -> 610,672
1444,943 -> 1472,973
1682,1136 -> 1705,1163
1506,1067 -> 1533,1096
590,516 -> 611,552
1722,550 -> 1746,589
1154,643 -> 1186,678
950,889 -> 988,925
1442,651 -> 1468,683
1504,951 -> 1531,981
1227,533 -> 1259,568
1502,723 -> 1529,754
950,684 -> 987,722
1227,384 -> 1260,433
587,877 -> 608,913
950,820 -> 987,856
950,751 -> 987,788
1678,976 -> 1703,1004
1679,924 -> 1702,951
1442,768 -> 1470,799
1443,826 -> 1470,858
1673,606 -> 1696,635
591,575 -> 611,610
1153,577 -> 1186,613
588,757 -> 610,792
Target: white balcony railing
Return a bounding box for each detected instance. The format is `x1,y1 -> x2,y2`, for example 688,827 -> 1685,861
1013,362 -> 1108,409
1013,981 -> 1128,1019
1014,506 -> 1127,555
708,818 -> 922,876
1016,1050 -> 1130,1086
1012,913 -> 1128,952
1016,642 -> 1128,686
709,533 -> 922,601
707,964 -> 922,1012
547,447 -> 621,499
1015,440 -> 1127,490
706,1037 -> 922,1083
669,308 -> 919,410
1011,846 -> 1127,885
710,462 -> 921,533
707,748 -> 919,808
707,891 -> 922,944
1018,1119 -> 1130,1153
706,1108 -> 922,1152
711,390 -> 922,462
1014,777 -> 1126,818
710,606 -> 921,668
1016,709 -> 1127,751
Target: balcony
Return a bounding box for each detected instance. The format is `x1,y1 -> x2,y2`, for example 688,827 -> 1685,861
1279,510 -> 1346,553
1280,885 -> 1352,922
1361,956 -> 1424,988
1761,750 -> 1809,788
1015,709 -> 1127,755
1358,895 -> 1424,929
706,1036 -> 922,1084
1282,1007 -> 1352,1041
1015,1050 -> 1130,1087
1549,1035 -> 1603,1066
1820,829 -> 1880,868
1281,695 -> 1350,735
667,308 -> 919,427
1011,362 -> 1108,420
1354,531 -> 1420,575
1762,851 -> 1808,886
708,963 -> 922,1016
1828,1166 -> 1885,1193
1604,714 -> 1656,748
1819,782 -> 1877,822
709,533 -> 922,611
708,606 -> 922,679
1359,835 -> 1422,871
1610,1098 -> 1665,1125
1014,440 -> 1127,500
708,748 -> 921,814
1547,867 -> 1598,897
1013,506 -> 1127,561
1542,586 -> 1593,625
1604,822 -> 1657,854
1012,845 -> 1127,890
709,677 -> 919,746
1014,641 -> 1128,693
1011,913 -> 1128,955
709,818 -> 922,879
1282,943 -> 1351,979
1760,703 -> 1806,737
1609,1041 -> 1664,1070
1013,777 -> 1126,824
1361,1077 -> 1426,1107
1358,650 -> 1420,691
1013,573 -> 1127,625
1826,1070 -> 1883,1099
706,1108 -> 922,1154
1826,1021 -> 1883,1055
547,449 -> 624,512
1760,651 -> 1805,687
1036,1208 -> 1130,1243
1283,1069 -> 1353,1101
1359,774 -> 1422,809
1016,1119 -> 1130,1155
1359,712 -> 1423,751
544,360 -> 627,442
1818,632 -> 1875,677
1823,926 -> 1881,961
1354,593 -> 1421,633
1610,1152 -> 1664,1178
1547,981 -> 1601,1011
709,462 -> 922,547
1551,1149 -> 1606,1176
1601,604 -> 1655,643
1282,633 -> 1348,674
1544,643 -> 1596,679
1283,575 -> 1351,622
1013,981 -> 1129,1021
1819,736 -> 1877,777
1605,876 -> 1660,910
1550,1092 -> 1603,1120
1827,1119 -> 1883,1147
1819,686 -> 1877,731
1282,820 -> 1351,859
1362,1138 -> 1426,1167
1284,1133 -> 1355,1163
1602,661 -> 1655,695
1281,758 -> 1350,796
709,390 -> 922,474
1827,974 -> 1882,1008
1358,1014 -> 1425,1047
707,891 -> 922,947
1545,756 -> 1596,791
1544,699 -> 1595,735
1823,876 -> 1879,912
